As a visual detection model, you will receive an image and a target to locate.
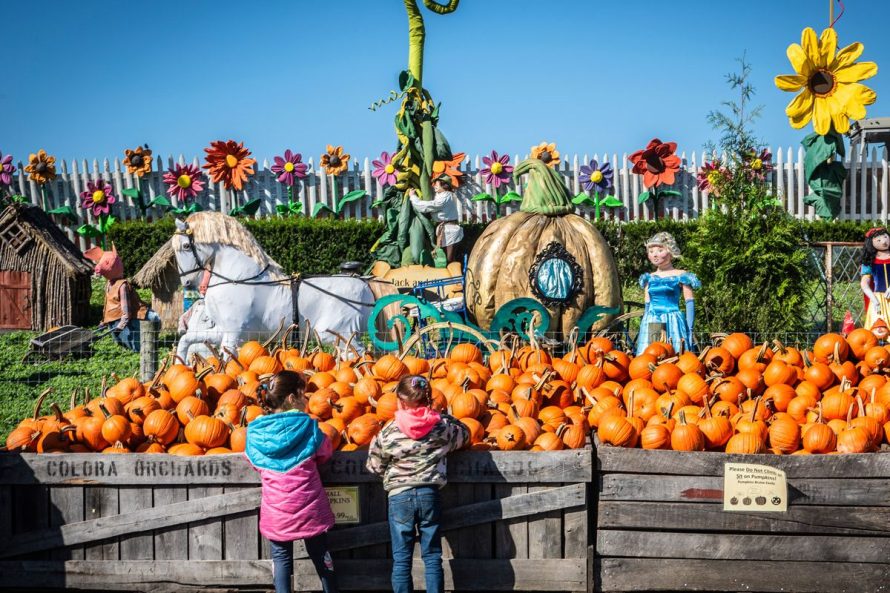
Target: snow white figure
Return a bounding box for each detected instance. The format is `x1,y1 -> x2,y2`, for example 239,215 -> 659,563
636,232 -> 701,355
860,227 -> 890,340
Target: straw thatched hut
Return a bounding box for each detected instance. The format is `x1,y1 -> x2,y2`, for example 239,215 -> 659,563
0,203 -> 93,330
132,239 -> 181,331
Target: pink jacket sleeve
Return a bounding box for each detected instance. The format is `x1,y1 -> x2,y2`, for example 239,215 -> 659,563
315,434 -> 333,465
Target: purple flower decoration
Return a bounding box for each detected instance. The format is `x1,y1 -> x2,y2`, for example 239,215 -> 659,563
697,161 -> 728,194
372,151 -> 399,187
0,152 -> 14,186
163,163 -> 206,202
481,151 -> 513,189
271,149 -> 308,186
579,160 -> 614,193
80,179 -> 116,216
744,148 -> 773,182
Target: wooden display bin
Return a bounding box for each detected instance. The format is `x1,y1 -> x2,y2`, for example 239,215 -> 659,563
594,442 -> 890,592
0,448 -> 591,592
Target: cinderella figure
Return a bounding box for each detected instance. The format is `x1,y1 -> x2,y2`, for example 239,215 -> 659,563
636,232 -> 701,355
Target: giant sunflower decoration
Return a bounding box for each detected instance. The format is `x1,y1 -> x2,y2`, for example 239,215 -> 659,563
774,27 -> 877,135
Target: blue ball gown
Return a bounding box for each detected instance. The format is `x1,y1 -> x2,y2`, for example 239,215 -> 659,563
636,272 -> 701,356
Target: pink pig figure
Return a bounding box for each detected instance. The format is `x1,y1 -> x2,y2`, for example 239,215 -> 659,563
84,243 -> 157,351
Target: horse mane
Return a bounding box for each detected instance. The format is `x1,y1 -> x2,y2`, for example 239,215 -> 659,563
184,211 -> 287,279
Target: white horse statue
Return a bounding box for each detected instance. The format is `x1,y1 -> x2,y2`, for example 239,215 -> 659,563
172,212 -> 375,360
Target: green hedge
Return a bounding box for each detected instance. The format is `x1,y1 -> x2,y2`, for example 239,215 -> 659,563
109,216 -> 880,281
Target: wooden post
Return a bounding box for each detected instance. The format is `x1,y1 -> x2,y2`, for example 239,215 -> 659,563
139,320 -> 158,382
825,243 -> 834,333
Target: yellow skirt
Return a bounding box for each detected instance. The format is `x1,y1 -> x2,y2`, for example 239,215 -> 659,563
863,293 -> 890,332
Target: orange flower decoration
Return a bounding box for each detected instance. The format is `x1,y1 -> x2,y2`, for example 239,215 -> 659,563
628,138 -> 681,188
320,145 -> 351,176
432,152 -> 465,188
203,140 -> 256,190
124,145 -> 153,177
530,142 -> 560,168
25,149 -> 57,185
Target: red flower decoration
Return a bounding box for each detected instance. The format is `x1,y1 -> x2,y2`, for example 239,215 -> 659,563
628,138 -> 681,188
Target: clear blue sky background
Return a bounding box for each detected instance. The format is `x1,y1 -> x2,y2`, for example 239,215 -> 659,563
4,0 -> 888,166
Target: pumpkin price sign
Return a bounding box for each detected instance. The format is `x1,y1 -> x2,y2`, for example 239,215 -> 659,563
325,486 -> 361,524
723,463 -> 787,512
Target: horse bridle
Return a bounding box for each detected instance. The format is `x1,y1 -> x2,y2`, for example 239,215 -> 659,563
173,228 -> 274,287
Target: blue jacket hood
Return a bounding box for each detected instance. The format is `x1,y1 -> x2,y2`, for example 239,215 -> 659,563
245,410 -> 323,472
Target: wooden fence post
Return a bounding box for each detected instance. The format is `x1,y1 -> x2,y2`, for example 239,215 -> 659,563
139,320 -> 159,382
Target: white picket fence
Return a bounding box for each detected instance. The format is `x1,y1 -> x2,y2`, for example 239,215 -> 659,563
9,147 -> 889,250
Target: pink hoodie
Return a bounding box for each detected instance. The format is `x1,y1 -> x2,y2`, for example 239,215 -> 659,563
394,406 -> 442,440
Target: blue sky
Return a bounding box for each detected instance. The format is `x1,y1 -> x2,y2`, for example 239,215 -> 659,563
4,0 -> 888,166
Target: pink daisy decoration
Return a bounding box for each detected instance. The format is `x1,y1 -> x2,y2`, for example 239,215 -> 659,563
0,152 -> 14,186
271,149 -> 308,186
80,179 -> 116,216
481,150 -> 513,189
371,151 -> 399,187
163,163 -> 206,202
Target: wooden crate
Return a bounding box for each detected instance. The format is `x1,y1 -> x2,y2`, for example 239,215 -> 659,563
594,443 -> 890,593
0,449 -> 591,592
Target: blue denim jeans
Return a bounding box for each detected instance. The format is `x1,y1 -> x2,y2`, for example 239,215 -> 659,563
388,486 -> 443,593
269,533 -> 338,593
112,311 -> 160,352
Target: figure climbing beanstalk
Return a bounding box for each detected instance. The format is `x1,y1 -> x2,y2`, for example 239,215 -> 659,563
370,0 -> 460,267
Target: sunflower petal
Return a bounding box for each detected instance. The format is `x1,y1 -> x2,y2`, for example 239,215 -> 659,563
775,74 -> 807,92
831,42 -> 864,70
834,61 -> 878,83
786,88 -> 814,120
842,82 -> 877,119
812,97 -> 831,136
787,44 -> 814,78
817,27 -> 836,68
801,28 -> 821,67
830,107 -> 850,134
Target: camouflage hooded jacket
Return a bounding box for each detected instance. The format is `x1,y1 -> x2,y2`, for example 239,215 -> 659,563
366,413 -> 469,493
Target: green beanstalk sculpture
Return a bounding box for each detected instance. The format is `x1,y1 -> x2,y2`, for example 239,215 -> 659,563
370,0 -> 460,268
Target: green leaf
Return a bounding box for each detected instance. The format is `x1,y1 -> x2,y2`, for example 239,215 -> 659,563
572,192 -> 594,206
149,196 -> 172,208
46,205 -> 78,223
637,190 -> 651,204
76,224 -> 102,238
499,191 -> 522,204
311,203 -> 334,218
660,190 -> 683,198
472,192 -> 493,202
600,196 -> 624,208
120,187 -> 141,198
241,198 -> 262,216
339,190 -> 368,207
98,215 -> 116,234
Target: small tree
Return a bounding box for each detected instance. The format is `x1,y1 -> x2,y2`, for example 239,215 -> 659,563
686,56 -> 809,337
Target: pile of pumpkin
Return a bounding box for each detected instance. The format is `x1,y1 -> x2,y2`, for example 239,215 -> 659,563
6,328 -> 890,456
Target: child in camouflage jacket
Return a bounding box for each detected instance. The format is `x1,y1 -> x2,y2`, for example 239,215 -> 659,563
366,375 -> 469,593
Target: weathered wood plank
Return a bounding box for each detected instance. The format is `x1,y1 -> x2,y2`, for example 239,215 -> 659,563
597,501 -> 890,535
0,486 -> 11,544
597,558 -> 890,592
187,486 -> 223,560
472,482 -> 493,559
455,482 -> 477,558
49,486 -> 84,561
0,558 -> 587,591
153,486 -> 188,560
599,474 -> 890,506
12,485 -> 50,560
301,558 -> 588,591
597,531 -> 890,563
563,483 -> 588,560
527,485 -> 563,560
305,484 -> 585,557
595,443 -> 890,478
222,486 -> 258,561
118,486 -> 153,560
0,487 -> 261,558
84,487 -> 118,560
0,449 -> 592,485
494,484 -> 527,560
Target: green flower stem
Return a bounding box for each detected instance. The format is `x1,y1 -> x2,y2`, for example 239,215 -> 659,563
40,184 -> 48,211
332,175 -> 339,218
651,187 -> 660,220
593,191 -> 601,221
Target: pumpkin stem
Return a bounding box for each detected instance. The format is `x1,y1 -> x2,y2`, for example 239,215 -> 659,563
627,390 -> 635,420
262,318 -> 286,350
280,323 -> 298,352
33,388 -> 53,421
512,158 -> 574,215
756,342 -> 769,363
750,396 -> 760,422
299,320 -> 312,357
678,409 -> 688,426
581,387 -> 597,407
70,389 -> 78,411
100,375 -> 108,398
